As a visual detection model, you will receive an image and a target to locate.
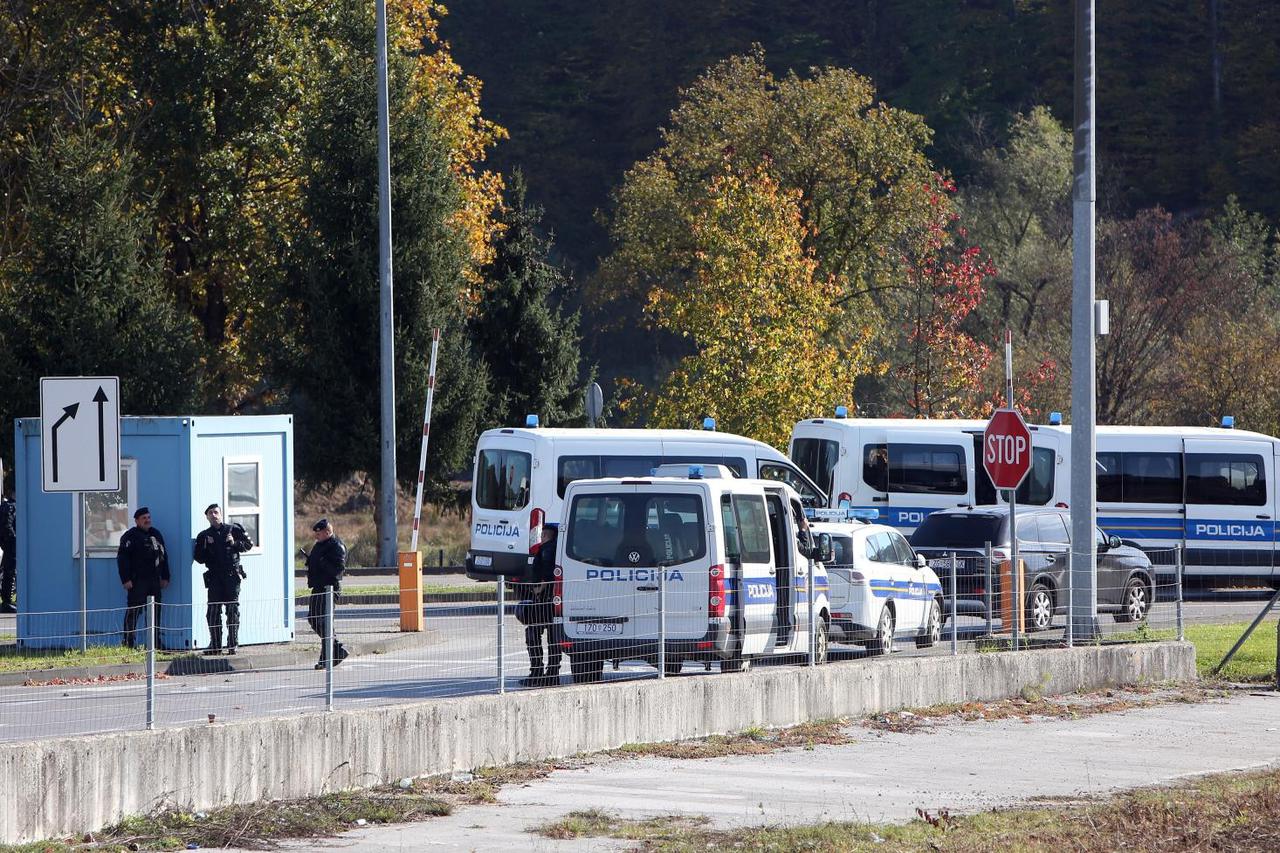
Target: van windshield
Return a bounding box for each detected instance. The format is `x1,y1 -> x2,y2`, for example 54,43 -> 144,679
475,449 -> 531,511
909,514 -> 1005,549
566,492 -> 706,567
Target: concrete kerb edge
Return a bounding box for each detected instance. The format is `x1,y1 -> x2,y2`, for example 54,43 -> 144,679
0,641 -> 1196,844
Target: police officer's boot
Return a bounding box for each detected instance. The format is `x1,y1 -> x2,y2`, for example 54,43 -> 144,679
226,624 -> 238,655
203,626 -> 222,656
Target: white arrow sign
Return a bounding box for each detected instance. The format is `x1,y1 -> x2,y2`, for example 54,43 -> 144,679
40,376 -> 121,493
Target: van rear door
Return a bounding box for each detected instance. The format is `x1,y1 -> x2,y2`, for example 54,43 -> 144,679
628,487 -> 713,640
883,429 -> 976,532
790,423 -> 846,505
1183,438 -> 1276,578
469,436 -> 536,579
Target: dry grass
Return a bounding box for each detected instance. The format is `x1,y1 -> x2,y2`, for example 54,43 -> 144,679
607,720 -> 856,760
534,766 -> 1280,851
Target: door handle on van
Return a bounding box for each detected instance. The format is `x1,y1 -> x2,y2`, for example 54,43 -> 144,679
637,585 -> 659,592
872,496 -> 888,502
1258,514 -> 1272,520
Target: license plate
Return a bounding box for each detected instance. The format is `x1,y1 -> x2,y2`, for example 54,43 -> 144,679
928,558 -> 953,570
474,555 -> 492,567
579,622 -> 622,635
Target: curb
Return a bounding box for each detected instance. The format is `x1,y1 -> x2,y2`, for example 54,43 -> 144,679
0,629 -> 440,687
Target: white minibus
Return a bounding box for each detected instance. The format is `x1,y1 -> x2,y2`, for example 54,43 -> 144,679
466,421 -> 827,582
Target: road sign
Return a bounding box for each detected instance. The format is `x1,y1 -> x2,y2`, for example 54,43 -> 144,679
983,408 -> 1032,490
40,376 -> 120,493
586,382 -> 604,427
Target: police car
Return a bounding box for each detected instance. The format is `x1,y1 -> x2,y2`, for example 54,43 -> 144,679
810,508 -> 944,654
557,466 -> 831,682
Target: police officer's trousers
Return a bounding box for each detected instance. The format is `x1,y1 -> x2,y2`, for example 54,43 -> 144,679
205,575 -> 241,649
123,580 -> 162,647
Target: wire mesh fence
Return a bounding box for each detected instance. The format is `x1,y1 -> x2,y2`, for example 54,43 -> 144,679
0,545 -> 1267,744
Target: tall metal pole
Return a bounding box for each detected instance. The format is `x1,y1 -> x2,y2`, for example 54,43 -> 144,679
145,595 -> 155,730
1005,332 -> 1021,650
1070,0 -> 1100,641
79,492 -> 87,653
376,0 -> 398,568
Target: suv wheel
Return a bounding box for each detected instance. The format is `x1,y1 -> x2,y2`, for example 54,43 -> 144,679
867,605 -> 895,656
1027,583 -> 1054,632
1114,577 -> 1150,623
915,598 -> 941,649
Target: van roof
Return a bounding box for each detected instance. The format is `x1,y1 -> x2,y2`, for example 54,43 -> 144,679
795,418 -> 1279,444
478,427 -> 778,451
1039,424 -> 1278,442
794,418 -> 990,431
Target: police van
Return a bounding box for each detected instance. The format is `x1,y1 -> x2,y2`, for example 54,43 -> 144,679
466,420 -> 828,582
809,509 -> 944,654
556,467 -> 832,682
788,409 -> 1067,532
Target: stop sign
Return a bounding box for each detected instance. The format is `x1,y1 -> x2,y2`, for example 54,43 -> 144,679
983,408 -> 1033,490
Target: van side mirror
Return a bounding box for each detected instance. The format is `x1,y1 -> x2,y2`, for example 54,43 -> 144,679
816,532 -> 834,563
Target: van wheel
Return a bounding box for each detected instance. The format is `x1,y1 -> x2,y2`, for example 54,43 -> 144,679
570,655 -> 604,684
916,598 -> 942,649
866,605 -> 894,656
1027,583 -> 1054,632
1114,577 -> 1150,623
814,617 -> 829,664
721,655 -> 752,673
663,659 -> 683,676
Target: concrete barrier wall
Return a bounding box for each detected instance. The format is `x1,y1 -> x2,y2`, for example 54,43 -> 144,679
0,642 -> 1195,844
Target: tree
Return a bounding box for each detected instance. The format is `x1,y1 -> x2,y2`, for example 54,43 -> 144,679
640,164 -> 855,449
0,127 -> 200,447
471,173 -> 584,429
273,0 -> 490,521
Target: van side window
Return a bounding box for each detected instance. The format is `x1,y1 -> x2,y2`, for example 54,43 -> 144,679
1015,448 -> 1056,505
889,444 -> 967,495
863,444 -> 888,491
557,455 -> 750,497
476,449 -> 531,511
1096,452 -> 1122,502
1095,452 -> 1182,503
720,495 -> 742,563
732,495 -> 773,563
1186,453 -> 1267,506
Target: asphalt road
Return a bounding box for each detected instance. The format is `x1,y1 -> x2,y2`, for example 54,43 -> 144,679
0,594 -> 1274,744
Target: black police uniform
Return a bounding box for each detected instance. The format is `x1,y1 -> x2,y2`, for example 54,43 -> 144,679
0,496 -> 15,612
523,535 -> 561,686
193,521 -> 253,652
117,525 -> 170,647
305,534 -> 348,666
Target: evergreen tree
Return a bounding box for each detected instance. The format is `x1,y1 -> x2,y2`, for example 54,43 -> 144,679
472,173 -> 584,429
0,127 -> 200,455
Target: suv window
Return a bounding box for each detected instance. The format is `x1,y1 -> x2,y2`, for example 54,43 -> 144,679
1036,513 -> 1070,545
890,532 -> 915,566
909,513 -> 1005,549
476,449 -> 531,511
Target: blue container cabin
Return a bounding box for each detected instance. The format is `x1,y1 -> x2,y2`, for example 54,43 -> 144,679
14,415 -> 294,649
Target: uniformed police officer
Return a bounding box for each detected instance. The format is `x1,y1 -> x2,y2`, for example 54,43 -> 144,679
0,485 -> 16,614
304,518 -> 349,669
193,503 -> 253,655
116,507 -> 170,647
522,524 -> 561,687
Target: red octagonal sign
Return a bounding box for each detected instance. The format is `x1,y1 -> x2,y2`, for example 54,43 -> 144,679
983,408 -> 1033,490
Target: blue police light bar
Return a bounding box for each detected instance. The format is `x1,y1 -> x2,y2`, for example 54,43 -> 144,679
1222,415 -> 1235,429
849,508 -> 879,520
1048,411 -> 1063,426
834,405 -> 849,418
702,417 -> 716,431
525,414 -> 540,428
688,464 -> 704,479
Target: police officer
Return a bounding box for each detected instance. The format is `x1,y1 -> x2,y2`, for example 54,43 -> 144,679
117,507 -> 170,648
522,524 -> 561,687
193,503 -> 253,655
304,518 -> 348,669
0,485 -> 15,614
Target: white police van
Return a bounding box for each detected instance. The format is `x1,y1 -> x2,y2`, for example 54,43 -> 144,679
466,419 -> 827,582
809,509 -> 944,654
556,467 -> 831,682
789,409 -> 1067,531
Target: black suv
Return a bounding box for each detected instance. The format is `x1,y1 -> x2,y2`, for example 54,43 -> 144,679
909,507 -> 1155,630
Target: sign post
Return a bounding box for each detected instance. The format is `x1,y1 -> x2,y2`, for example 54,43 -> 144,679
40,377 -> 121,652
983,399 -> 1032,649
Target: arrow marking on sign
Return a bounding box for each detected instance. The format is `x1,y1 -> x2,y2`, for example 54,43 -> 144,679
93,386 -> 109,481
50,403 -> 80,483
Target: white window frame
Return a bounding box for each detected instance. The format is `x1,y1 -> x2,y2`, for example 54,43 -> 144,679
74,458 -> 139,557
223,455 -> 264,554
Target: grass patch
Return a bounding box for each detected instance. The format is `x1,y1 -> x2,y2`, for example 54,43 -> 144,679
607,719 -> 854,760
416,761 -> 560,804
0,645 -> 185,675
539,766 -> 1280,851
1184,620 -> 1277,682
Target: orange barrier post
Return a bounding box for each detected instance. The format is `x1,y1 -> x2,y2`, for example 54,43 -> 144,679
398,550 -> 424,631
998,559 -> 1026,635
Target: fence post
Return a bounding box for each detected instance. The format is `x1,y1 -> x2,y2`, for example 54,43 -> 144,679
1066,545 -> 1074,648
657,567 -> 667,678
145,595 -> 155,731
325,585 -> 334,712
1175,546 -> 1184,643
984,541 -> 993,637
807,558 -> 816,667
497,575 -> 506,694
950,552 -> 958,655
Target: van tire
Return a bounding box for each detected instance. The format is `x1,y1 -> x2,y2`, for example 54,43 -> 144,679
570,655 -> 603,684
866,604 -> 894,656
916,598 -> 942,649
663,659 -> 683,676
814,616 -> 829,664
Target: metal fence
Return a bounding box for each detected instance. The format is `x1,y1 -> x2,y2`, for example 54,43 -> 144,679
0,547 -> 1203,743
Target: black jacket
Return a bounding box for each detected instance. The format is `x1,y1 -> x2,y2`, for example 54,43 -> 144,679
193,522 -> 253,578
530,537 -> 557,584
305,536 -> 347,591
0,498 -> 14,551
117,527 -> 170,584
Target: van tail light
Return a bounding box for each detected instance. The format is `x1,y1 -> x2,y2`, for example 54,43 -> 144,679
708,564 -> 725,618
552,565 -> 563,616
837,492 -> 852,507
529,507 -> 545,553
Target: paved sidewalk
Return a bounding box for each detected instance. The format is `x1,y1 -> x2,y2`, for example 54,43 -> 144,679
256,691 -> 1280,852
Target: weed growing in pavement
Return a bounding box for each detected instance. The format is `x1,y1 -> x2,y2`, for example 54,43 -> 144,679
535,809 -> 710,841
606,719 -> 855,760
